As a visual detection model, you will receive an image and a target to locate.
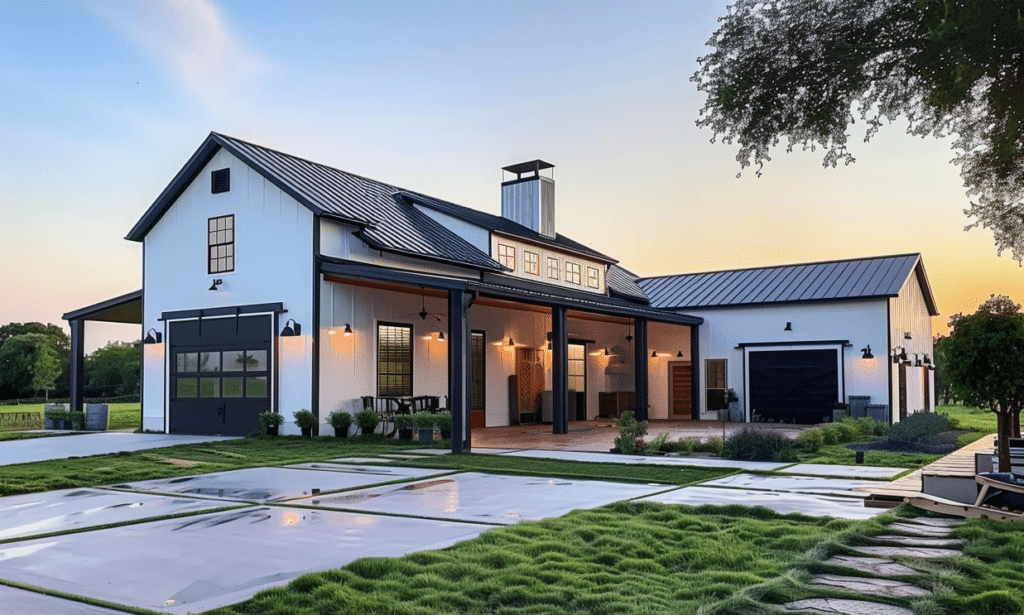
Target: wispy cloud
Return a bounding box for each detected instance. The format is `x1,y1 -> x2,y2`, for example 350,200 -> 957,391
88,0 -> 269,111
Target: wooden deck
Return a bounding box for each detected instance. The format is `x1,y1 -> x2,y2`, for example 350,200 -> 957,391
857,434 -> 996,508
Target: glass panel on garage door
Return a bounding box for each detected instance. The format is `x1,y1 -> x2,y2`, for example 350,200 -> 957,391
748,349 -> 838,424
169,315 -> 272,436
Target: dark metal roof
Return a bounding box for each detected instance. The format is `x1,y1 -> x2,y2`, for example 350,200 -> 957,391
502,160 -> 554,175
400,190 -> 616,264
606,265 -> 649,303
637,254 -> 939,315
63,290 -> 142,323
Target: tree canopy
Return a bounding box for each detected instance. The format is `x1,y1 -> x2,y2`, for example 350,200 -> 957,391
943,294 -> 1024,471
0,333 -> 61,399
85,341 -> 141,398
693,0 -> 1024,260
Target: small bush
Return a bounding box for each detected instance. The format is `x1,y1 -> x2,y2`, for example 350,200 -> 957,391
257,411 -> 284,430
293,409 -> 317,429
648,433 -> 668,453
795,428 -> 824,453
819,424 -> 839,445
840,416 -> 881,438
722,428 -> 798,462
698,437 -> 724,456
614,411 -> 648,455
327,410 -> 352,430
890,411 -> 952,443
833,421 -> 856,443
355,408 -> 381,435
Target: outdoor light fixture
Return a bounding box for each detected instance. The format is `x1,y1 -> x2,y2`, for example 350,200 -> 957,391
438,332 -> 446,342
677,350 -> 684,358
208,278 -> 223,291
143,328 -> 162,344
860,345 -> 873,360
281,319 -> 301,337
652,351 -> 658,358
899,348 -> 908,362
784,322 -> 792,331
923,354 -> 931,365
343,323 -> 352,336
904,332 -> 912,340
507,337 -> 515,347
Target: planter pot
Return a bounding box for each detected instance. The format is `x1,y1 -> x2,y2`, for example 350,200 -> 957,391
266,425 -> 279,436
85,403 -> 109,431
300,427 -> 313,438
60,420 -> 73,430
440,428 -> 451,440
398,428 -> 413,441
728,402 -> 743,423
417,427 -> 434,442
334,427 -> 348,438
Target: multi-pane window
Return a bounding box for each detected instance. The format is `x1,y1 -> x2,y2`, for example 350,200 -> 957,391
568,343 -> 586,394
706,359 -> 728,411
497,244 -> 516,270
565,261 -> 582,285
524,251 -> 540,275
377,323 -> 412,397
174,349 -> 267,399
471,331 -> 485,411
587,266 -> 600,289
208,215 -> 235,274
547,257 -> 559,279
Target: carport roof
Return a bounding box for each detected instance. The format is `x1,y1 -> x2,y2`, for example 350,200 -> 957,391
637,254 -> 938,315
62,290 -> 142,323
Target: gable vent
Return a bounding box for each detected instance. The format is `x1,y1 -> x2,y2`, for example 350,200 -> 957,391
211,168 -> 230,194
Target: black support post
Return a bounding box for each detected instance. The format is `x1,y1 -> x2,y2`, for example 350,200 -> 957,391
690,324 -> 700,420
551,305 -> 568,434
634,318 -> 648,422
448,289 -> 472,453
69,319 -> 85,414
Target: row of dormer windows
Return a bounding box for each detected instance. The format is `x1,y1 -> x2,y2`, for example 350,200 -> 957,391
497,242 -> 600,289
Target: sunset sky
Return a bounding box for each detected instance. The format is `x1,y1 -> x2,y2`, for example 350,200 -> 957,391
2,0 -> 1021,352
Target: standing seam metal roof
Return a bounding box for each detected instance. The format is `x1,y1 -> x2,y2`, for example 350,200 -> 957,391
637,254 -> 938,314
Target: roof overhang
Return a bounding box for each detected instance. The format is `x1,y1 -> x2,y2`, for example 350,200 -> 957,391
62,290 -> 142,324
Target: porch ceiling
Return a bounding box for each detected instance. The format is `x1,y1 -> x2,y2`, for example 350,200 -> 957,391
62,290 -> 142,324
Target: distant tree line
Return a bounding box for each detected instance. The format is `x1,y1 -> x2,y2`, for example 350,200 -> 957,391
0,322 -> 140,400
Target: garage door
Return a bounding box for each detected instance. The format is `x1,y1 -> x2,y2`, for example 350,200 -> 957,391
748,349 -> 838,424
169,315 -> 273,436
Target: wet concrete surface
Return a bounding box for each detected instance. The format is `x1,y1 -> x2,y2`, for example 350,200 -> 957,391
114,465 -> 443,502
638,486 -> 883,520
294,472 -> 672,524
0,506 -> 488,614
0,433 -> 237,466
0,584 -> 127,614
700,473 -> 885,498
0,488 -> 234,541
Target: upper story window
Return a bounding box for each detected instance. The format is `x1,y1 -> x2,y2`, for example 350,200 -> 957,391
565,261 -> 582,285
547,256 -> 559,280
524,251 -> 540,275
587,266 -> 600,289
208,215 -> 235,274
211,168 -> 230,193
497,243 -> 516,271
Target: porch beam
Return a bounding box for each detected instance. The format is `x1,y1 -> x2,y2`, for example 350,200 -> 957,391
69,319 -> 85,414
634,318 -> 649,421
551,305 -> 569,434
448,289 -> 472,453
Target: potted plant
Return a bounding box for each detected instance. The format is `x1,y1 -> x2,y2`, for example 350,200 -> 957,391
435,411 -> 452,440
327,410 -> 352,438
258,411 -> 284,436
395,413 -> 414,440
412,412 -> 435,443
293,409 -> 317,437
726,389 -> 743,423
355,407 -> 380,436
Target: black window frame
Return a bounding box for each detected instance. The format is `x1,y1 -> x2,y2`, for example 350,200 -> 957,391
706,358 -> 728,411
471,330 -> 486,412
208,214 -> 235,275
377,322 -> 413,397
211,168 -> 230,193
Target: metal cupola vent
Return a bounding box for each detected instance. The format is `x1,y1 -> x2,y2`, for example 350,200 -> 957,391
501,159 -> 555,239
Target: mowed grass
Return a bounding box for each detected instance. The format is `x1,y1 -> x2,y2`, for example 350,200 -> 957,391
0,402 -> 141,430
208,502 -> 852,615
796,444 -> 941,469
937,403 -> 999,433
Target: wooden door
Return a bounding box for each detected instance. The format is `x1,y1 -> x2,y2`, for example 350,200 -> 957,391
516,348 -> 544,420
670,361 -> 693,419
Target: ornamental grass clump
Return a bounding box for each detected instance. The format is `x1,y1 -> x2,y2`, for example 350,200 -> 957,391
614,411 -> 648,454
890,411 -> 953,443
722,427 -> 798,462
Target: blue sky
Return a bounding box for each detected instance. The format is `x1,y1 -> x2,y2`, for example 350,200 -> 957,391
1,0 -> 1020,351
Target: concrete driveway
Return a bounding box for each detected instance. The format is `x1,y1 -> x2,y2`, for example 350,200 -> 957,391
0,433 -> 236,466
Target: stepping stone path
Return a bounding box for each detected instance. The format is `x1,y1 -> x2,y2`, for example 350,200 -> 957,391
781,517 -> 965,614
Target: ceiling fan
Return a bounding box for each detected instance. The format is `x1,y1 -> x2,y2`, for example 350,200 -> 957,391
408,296 -> 444,322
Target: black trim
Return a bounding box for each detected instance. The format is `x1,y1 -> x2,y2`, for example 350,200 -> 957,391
552,305 -> 568,434
161,303 -> 285,321
633,318 -> 648,421
312,218 -> 321,421
140,243 -> 146,431
690,324 -> 700,420
736,340 -> 850,348
887,299 -> 894,425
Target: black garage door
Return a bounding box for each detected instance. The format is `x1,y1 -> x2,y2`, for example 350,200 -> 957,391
748,349 -> 838,424
169,315 -> 272,436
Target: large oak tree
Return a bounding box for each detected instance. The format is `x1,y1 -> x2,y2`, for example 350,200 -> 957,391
693,0 -> 1024,260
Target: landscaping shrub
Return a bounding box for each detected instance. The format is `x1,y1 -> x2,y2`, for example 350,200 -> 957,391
819,424 -> 839,445
722,428 -> 798,462
833,421 -> 856,443
614,411 -> 648,454
355,408 -> 381,435
699,437 -> 724,456
648,433 -> 668,453
795,428 -> 824,453
890,411 -> 953,443
840,416 -> 883,438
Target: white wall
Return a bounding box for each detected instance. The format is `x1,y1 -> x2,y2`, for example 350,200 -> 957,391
679,300 -> 889,420
889,265 -> 936,416
413,205 -> 491,254
142,148 -> 315,434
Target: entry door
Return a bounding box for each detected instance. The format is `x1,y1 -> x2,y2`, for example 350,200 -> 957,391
670,361 -> 693,419
169,315 -> 272,436
515,347 -> 544,420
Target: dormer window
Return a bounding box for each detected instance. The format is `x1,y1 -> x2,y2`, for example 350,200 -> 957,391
587,266 -> 600,289
497,243 -> 516,271
524,251 -> 540,275
547,256 -> 559,280
208,215 -> 234,274
565,261 -> 582,285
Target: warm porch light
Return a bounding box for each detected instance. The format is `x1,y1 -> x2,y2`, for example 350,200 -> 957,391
860,345 -> 873,360
343,323 -> 352,336
144,328 -> 162,344
651,351 -> 657,358
507,337 -> 515,347
438,331 -> 446,342
677,350 -> 684,357
281,319 -> 301,336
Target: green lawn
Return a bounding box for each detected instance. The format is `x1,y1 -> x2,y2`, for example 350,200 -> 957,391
796,443 -> 941,469
0,402 -> 140,431
937,403 -> 999,433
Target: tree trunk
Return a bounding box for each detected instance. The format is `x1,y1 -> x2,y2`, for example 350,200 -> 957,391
1013,409 -> 1021,439
997,411 -> 1012,472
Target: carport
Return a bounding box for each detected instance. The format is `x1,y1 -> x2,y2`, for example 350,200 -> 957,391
62,290 -> 142,413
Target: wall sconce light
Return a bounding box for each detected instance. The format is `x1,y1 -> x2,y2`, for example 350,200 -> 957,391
784,322 -> 792,331
143,328 -> 162,344
898,348 -> 908,362
343,323 -> 352,336
904,332 -> 912,340
860,345 -> 873,360
507,337 -> 515,347
209,278 -> 223,291
438,331 -> 446,342
922,353 -> 931,365
676,350 -> 684,358
281,319 -> 301,336
651,351 -> 658,358
914,354 -> 923,367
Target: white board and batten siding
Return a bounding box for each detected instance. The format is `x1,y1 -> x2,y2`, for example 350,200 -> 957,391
889,268 -> 936,414
142,148 -> 315,434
